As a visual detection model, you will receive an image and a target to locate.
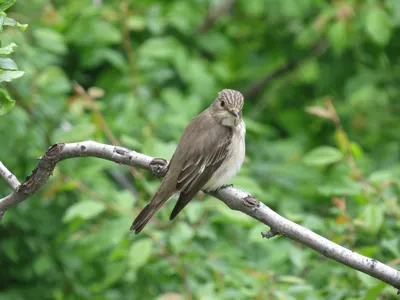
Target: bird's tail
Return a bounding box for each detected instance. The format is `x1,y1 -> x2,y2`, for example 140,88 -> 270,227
130,188 -> 173,234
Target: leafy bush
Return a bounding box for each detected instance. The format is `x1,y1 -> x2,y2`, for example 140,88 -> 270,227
0,0 -> 399,299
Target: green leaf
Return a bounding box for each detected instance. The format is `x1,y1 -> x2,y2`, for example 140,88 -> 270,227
36,66 -> 70,94
0,57 -> 17,70
318,179 -> 363,197
52,123 -> 96,143
128,238 -> 153,269
138,37 -> 179,59
169,222 -> 195,253
298,59 -> 320,83
63,200 -> 106,222
0,0 -> 16,11
115,191 -> 135,210
362,204 -> 384,234
2,16 -> 28,31
126,16 -> 145,31
0,42 -> 16,55
328,21 -> 348,55
303,146 -> 344,166
0,70 -> 24,82
365,8 -> 392,46
365,282 -> 387,300
0,87 -> 15,115
33,28 -> 67,54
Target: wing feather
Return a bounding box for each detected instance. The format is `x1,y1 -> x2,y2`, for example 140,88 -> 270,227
171,130 -> 232,220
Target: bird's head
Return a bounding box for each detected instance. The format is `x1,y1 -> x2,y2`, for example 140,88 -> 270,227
211,89 -> 244,127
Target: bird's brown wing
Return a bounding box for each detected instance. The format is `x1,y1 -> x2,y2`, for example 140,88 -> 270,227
170,128 -> 232,220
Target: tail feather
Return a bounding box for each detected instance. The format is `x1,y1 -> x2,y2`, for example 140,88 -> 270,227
130,202 -> 162,234
170,192 -> 192,221
131,187 -> 174,234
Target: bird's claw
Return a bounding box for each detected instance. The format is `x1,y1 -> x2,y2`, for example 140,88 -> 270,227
218,184 -> 233,191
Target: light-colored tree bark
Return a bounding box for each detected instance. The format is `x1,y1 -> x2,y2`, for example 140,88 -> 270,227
0,141 -> 399,291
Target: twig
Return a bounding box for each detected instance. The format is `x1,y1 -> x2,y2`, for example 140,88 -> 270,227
120,1 -> 137,94
73,82 -> 120,146
73,82 -> 143,181
0,141 -> 399,290
0,162 -> 20,190
243,39 -> 329,99
196,0 -> 236,34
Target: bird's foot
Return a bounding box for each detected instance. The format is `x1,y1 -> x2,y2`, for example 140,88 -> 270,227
261,229 -> 280,239
218,184 -> 233,191
150,158 -> 169,177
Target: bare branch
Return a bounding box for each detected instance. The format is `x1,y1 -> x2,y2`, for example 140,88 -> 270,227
0,140 -> 399,290
0,162 -> 20,190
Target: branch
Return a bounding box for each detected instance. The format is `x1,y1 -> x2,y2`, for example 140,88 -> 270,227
0,141 -> 399,291
242,39 -> 329,99
196,0 -> 236,34
0,161 -> 20,190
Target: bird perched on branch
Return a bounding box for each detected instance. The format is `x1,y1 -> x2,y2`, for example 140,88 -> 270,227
131,89 -> 246,234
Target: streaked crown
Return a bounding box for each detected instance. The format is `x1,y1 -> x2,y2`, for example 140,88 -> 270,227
217,89 -> 244,111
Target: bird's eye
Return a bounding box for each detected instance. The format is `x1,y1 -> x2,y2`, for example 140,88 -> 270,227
220,101 -> 225,107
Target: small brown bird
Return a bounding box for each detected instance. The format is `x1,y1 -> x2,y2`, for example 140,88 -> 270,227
131,89 -> 246,234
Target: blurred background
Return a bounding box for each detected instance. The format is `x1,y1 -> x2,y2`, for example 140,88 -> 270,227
1,0 -> 400,299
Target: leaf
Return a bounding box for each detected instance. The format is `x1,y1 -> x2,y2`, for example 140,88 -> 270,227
0,70 -> 24,82
2,16 -> 28,31
362,204 -> 384,234
318,179 -> 363,197
126,16 -> 145,31
0,42 -> 16,55
63,200 -> 106,222
328,21 -> 348,54
368,169 -> 397,184
0,87 -> 15,115
298,59 -> 320,83
365,282 -> 387,300
303,146 -> 344,166
128,238 -> 153,269
0,57 -> 17,70
0,0 -> 16,11
365,8 -> 392,46
138,37 -> 179,59
115,191 -> 135,210
33,28 -> 67,54
306,106 -> 334,120
279,275 -> 306,284
169,222 -> 195,253
52,123 -> 96,143
36,66 -> 70,94
350,142 -> 364,159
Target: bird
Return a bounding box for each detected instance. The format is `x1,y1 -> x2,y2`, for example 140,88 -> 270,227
131,89 -> 246,234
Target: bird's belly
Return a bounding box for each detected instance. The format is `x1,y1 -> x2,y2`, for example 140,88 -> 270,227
204,122 -> 246,190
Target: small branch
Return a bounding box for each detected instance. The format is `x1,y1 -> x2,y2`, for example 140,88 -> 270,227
73,82 -> 120,146
73,82 -> 143,181
243,39 -> 329,99
196,0 -> 236,34
0,162 -> 20,190
120,0 -> 137,94
0,141 -> 399,290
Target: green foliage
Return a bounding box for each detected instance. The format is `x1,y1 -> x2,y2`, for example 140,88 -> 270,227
1,0 -> 400,299
0,0 -> 26,114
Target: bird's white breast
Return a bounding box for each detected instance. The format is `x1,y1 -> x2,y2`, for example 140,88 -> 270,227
204,121 -> 246,190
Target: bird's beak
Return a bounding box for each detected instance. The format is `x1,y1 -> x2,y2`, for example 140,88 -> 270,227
229,110 -> 239,118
